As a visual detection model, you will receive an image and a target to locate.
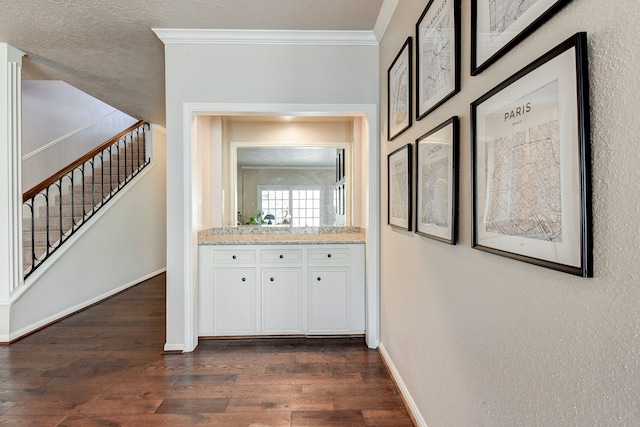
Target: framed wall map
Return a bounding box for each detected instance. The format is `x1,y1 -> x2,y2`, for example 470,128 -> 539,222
471,0 -> 574,75
415,117 -> 459,244
388,37 -> 412,140
415,0 -> 461,120
388,144 -> 413,231
471,32 -> 592,277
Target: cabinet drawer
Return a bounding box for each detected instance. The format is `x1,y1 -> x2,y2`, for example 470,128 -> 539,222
307,247 -> 351,263
261,249 -> 303,264
213,249 -> 256,264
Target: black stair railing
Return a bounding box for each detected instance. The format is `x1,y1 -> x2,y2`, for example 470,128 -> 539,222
22,121 -> 150,279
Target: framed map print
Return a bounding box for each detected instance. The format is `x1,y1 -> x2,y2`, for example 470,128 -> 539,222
415,0 -> 461,120
471,32 -> 592,277
388,37 -> 412,140
388,144 -> 413,231
415,117 -> 459,244
471,0 -> 573,75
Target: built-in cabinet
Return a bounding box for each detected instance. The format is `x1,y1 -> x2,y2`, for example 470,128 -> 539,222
198,243 -> 365,337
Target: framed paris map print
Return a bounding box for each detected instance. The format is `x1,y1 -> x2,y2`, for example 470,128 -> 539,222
471,32 -> 592,277
388,37 -> 412,141
415,0 -> 460,120
471,0 -> 573,75
388,144 -> 412,231
415,117 -> 459,244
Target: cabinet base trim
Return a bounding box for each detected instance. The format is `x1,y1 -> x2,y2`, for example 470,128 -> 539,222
198,333 -> 365,341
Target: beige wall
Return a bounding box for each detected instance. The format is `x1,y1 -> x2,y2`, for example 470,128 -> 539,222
379,1 -> 640,425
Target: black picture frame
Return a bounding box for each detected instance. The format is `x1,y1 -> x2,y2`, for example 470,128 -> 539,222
471,32 -> 592,277
388,144 -> 413,231
415,116 -> 459,244
415,0 -> 461,120
471,0 -> 574,75
388,37 -> 412,141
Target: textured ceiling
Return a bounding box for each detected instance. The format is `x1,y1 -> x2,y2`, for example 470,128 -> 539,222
0,0 -> 385,126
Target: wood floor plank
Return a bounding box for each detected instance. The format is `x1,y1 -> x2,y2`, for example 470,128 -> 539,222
201,384 -> 303,399
234,372 -> 363,386
362,409 -> 416,426
0,415 -> 67,426
332,392 -> 408,411
291,410 -> 365,426
68,396 -> 164,416
58,412 -> 293,427
154,397 -> 229,414
226,395 -> 333,412
0,274 -> 414,426
301,383 -> 398,397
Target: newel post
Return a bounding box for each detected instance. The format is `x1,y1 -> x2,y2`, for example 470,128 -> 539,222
0,43 -> 25,327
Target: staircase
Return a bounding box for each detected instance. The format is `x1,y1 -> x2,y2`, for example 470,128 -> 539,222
22,122 -> 149,278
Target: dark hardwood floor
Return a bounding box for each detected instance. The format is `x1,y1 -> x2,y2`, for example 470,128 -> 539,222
0,274 -> 414,426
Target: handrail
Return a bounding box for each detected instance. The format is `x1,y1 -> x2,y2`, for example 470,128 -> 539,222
23,120 -> 147,202
22,121 -> 150,279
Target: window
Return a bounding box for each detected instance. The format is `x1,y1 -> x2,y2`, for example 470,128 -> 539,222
258,186 -> 322,226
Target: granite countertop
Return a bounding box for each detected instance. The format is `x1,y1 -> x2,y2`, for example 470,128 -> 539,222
198,226 -> 365,245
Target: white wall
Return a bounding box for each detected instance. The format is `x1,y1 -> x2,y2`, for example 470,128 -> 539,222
379,1 -> 640,426
22,81 -> 137,190
161,37 -> 379,351
5,126 -> 166,341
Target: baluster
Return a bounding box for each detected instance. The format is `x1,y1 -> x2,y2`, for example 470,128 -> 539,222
29,199 -> 35,272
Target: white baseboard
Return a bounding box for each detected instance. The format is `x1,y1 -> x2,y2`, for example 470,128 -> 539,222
5,267 -> 166,343
378,342 -> 429,427
163,343 -> 184,352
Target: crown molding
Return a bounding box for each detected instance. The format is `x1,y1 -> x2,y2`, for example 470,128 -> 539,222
373,0 -> 399,43
152,29 -> 378,46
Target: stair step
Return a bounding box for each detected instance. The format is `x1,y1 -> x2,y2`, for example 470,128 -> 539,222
55,193 -> 104,206
39,204 -> 92,218
97,160 -> 141,167
23,216 -> 75,232
23,245 -> 49,261
76,183 -> 122,194
23,229 -> 68,247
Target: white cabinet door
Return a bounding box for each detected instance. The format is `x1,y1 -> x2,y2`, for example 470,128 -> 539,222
308,267 -> 350,333
213,268 -> 256,335
261,268 -> 304,334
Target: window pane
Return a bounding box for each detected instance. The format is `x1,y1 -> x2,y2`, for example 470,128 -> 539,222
258,185 -> 322,226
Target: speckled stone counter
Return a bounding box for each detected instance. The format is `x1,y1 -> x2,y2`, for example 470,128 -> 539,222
198,226 -> 365,245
